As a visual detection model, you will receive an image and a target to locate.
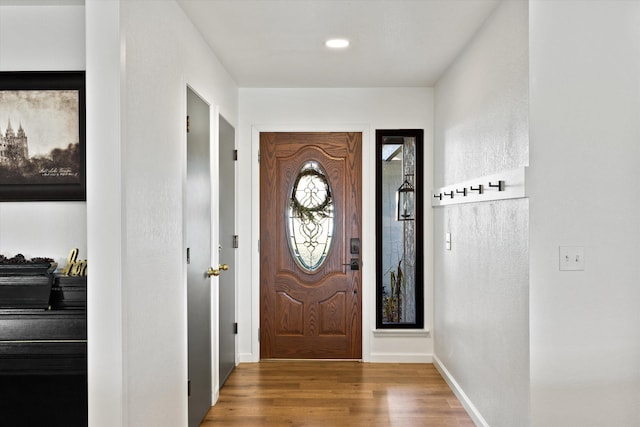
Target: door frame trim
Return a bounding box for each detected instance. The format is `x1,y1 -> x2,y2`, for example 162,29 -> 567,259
250,124 -> 373,362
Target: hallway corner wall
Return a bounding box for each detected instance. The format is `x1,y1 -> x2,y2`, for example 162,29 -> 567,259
433,1 -> 530,426
87,0 -> 239,425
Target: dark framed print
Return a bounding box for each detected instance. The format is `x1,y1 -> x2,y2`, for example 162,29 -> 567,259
0,71 -> 85,201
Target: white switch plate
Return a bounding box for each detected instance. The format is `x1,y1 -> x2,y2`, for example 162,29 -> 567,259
445,232 -> 451,251
559,246 -> 585,271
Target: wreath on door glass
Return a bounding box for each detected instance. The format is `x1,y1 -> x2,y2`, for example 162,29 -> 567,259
290,168 -> 333,222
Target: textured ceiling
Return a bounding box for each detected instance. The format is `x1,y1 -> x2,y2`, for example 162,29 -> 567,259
177,0 -> 500,88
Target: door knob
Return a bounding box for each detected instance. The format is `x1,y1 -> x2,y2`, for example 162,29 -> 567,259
206,264 -> 229,277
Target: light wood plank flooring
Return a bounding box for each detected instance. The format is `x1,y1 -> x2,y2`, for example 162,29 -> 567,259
200,361 -> 474,426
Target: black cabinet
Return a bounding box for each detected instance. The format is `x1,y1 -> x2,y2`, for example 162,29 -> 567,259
0,310 -> 87,375
0,275 -> 87,426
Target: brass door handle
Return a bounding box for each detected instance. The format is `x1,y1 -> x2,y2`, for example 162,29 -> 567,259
206,264 -> 229,277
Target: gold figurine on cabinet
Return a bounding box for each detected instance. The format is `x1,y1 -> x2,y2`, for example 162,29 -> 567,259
60,248 -> 87,277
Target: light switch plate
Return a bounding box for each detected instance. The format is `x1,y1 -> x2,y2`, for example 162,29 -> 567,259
559,246 -> 585,271
445,232 -> 451,251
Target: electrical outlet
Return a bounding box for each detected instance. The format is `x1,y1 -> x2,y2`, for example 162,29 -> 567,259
559,246 -> 585,271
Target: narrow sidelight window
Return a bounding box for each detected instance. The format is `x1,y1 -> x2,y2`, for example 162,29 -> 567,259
376,129 -> 424,328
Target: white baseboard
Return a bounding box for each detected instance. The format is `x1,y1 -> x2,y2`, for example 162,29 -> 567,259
238,352 -> 257,363
368,352 -> 433,363
433,354 -> 489,427
238,352 -> 431,364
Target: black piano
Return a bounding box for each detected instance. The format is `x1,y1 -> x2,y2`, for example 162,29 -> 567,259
0,269 -> 87,427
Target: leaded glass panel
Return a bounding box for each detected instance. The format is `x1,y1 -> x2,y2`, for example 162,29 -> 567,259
287,161 -> 334,272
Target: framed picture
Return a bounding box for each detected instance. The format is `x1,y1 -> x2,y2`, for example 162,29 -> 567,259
0,71 -> 85,201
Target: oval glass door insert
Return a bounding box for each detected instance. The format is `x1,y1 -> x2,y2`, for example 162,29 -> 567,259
287,161 -> 334,272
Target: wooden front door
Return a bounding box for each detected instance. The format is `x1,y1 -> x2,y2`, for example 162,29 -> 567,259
260,132 -> 362,359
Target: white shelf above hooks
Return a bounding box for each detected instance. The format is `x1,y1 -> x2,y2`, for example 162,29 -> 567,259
431,167 -> 527,207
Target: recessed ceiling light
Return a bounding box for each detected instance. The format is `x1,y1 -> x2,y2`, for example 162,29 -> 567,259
325,38 -> 349,49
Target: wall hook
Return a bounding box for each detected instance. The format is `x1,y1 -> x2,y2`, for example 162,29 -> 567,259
488,180 -> 505,191
432,168 -> 525,207
469,185 -> 483,194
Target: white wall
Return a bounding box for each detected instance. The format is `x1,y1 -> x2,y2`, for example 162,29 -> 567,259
86,0 -> 238,425
238,88 -> 433,363
529,1 -> 640,425
433,2 -> 529,426
0,4 -> 87,267
85,1 -> 124,425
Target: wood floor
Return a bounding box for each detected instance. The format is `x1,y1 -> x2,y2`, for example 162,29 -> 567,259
200,361 -> 474,426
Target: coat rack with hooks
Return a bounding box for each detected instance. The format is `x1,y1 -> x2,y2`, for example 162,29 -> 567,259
432,167 -> 527,207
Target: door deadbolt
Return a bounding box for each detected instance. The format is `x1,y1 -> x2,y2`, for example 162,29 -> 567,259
350,238 -> 360,255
